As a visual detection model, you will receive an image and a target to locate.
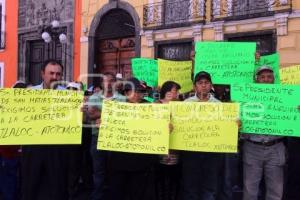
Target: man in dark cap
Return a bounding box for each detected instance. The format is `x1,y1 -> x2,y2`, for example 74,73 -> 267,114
181,71 -> 223,200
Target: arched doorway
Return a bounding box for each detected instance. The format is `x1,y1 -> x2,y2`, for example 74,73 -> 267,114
88,1 -> 141,85
95,9 -> 135,78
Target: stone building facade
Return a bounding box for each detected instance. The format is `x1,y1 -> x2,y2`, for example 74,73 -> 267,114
77,0 -> 300,85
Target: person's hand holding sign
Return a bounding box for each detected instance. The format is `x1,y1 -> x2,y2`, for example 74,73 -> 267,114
236,119 -> 242,130
95,118 -> 101,128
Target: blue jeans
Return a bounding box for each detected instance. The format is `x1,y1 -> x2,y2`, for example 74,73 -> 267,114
0,157 -> 19,200
90,135 -> 107,200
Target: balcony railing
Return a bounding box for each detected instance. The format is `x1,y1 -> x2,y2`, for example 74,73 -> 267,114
143,0 -> 206,29
212,0 -> 292,21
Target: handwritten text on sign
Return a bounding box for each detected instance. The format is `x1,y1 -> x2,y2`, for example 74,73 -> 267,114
170,102 -> 239,153
231,83 -> 300,136
158,59 -> 193,93
98,100 -> 170,154
132,58 -> 158,87
0,89 -> 83,145
280,65 -> 300,85
195,42 -> 256,84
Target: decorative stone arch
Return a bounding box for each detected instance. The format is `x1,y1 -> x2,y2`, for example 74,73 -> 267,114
87,0 -> 141,85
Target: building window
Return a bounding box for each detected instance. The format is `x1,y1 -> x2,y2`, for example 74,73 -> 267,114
0,62 -> 4,87
155,40 -> 193,61
226,31 -> 276,55
0,0 -> 5,49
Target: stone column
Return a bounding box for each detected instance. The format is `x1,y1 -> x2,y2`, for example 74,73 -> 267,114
275,12 -> 289,36
144,30 -> 154,47
193,24 -> 203,42
213,21 -> 224,41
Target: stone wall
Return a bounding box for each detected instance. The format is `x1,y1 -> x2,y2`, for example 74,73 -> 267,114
278,17 -> 300,67
19,0 -> 74,29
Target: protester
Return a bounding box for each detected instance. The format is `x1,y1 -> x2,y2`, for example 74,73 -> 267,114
0,81 -> 27,200
87,72 -> 126,200
242,65 -> 286,200
106,77 -> 157,200
79,90 -> 93,192
180,71 -> 223,200
156,81 -> 181,200
21,59 -> 69,200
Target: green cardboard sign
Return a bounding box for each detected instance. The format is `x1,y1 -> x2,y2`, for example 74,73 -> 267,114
231,83 -> 300,137
131,58 -> 158,87
195,42 -> 256,84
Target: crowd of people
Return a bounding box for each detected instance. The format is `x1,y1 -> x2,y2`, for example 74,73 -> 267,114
0,58 -> 299,200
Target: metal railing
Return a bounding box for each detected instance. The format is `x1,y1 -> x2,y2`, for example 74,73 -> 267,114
143,0 -> 206,29
212,0 -> 292,21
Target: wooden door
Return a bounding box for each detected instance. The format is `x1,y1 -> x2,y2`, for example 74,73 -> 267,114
96,37 -> 135,79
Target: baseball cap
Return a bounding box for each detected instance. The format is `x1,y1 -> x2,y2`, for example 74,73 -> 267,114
116,73 -> 123,80
66,82 -> 81,90
256,65 -> 274,75
194,71 -> 212,84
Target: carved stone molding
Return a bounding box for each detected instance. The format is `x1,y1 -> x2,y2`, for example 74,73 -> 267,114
213,21 -> 224,41
189,0 -> 205,18
19,0 -> 74,28
145,0 -> 162,26
144,30 -> 154,47
268,0 -> 276,11
212,0 -> 221,16
275,12 -> 289,36
192,24 -> 203,42
227,0 -> 233,16
279,0 -> 288,5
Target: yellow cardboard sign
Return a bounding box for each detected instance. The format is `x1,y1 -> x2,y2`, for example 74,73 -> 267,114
98,100 -> 170,154
158,59 -> 193,93
170,102 -> 239,153
0,88 -> 83,145
280,65 -> 300,85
